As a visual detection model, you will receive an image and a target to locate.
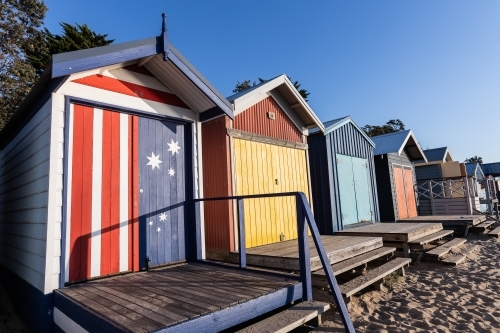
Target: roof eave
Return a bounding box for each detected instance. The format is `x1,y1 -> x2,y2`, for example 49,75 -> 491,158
397,130 -> 427,162
323,116 -> 375,147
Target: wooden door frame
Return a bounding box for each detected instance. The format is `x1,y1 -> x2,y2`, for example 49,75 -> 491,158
60,96 -> 195,287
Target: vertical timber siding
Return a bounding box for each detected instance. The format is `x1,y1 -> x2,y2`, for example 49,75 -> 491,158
415,164 -> 442,181
234,97 -> 303,143
201,117 -> 234,254
308,122 -> 379,234
0,98 -> 53,296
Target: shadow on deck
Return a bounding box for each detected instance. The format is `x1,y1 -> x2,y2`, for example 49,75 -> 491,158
54,262 -> 302,333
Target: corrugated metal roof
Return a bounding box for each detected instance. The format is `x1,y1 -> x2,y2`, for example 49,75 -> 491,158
481,162 -> 500,175
309,116 -> 375,147
371,130 -> 427,161
465,163 -> 485,178
422,147 -> 448,162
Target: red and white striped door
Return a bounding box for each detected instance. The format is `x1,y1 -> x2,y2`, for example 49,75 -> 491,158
67,104 -> 139,283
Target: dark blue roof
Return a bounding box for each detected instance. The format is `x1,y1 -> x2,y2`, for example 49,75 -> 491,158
481,162 -> 500,176
422,147 -> 448,162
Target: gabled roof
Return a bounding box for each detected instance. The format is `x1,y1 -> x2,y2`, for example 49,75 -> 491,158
0,25 -> 234,147
309,116 -> 375,147
478,163 -> 500,176
371,130 -> 427,162
465,163 -> 485,178
226,75 -> 324,131
422,147 -> 453,162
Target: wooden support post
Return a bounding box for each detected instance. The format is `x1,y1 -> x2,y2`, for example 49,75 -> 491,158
237,199 -> 246,269
400,266 -> 406,277
486,180 -> 492,215
194,201 -> 202,260
496,202 -> 499,220
428,181 -> 435,215
403,243 -> 410,258
464,224 -> 470,237
310,314 -> 322,327
414,252 -> 424,265
373,279 -> 385,291
464,177 -> 472,215
296,195 -> 312,301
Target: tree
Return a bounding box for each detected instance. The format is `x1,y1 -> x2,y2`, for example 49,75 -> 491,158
465,156 -> 483,164
362,119 -> 406,137
233,76 -> 310,101
26,22 -> 114,75
0,0 -> 47,128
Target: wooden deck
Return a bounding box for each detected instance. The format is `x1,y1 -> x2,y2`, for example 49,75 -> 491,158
398,215 -> 485,227
53,262 -> 302,333
335,223 -> 443,242
230,235 -> 383,271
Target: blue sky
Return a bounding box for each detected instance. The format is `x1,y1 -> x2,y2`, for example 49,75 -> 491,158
44,1 -> 500,162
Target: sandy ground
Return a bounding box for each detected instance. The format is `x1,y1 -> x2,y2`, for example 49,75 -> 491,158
0,280 -> 30,333
311,233 -> 500,332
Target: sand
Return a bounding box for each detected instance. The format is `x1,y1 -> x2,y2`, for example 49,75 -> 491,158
312,234 -> 500,332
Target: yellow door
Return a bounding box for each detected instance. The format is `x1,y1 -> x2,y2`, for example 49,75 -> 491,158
233,139 -> 310,248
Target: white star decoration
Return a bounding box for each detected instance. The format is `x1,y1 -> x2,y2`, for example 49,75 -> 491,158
167,140 -> 181,155
149,221 -> 153,226
159,213 -> 167,222
157,227 -> 161,233
168,168 -> 175,177
146,152 -> 162,170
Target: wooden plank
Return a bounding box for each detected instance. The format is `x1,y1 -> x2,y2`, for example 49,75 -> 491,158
339,258 -> 411,298
470,221 -> 495,233
426,238 -> 467,259
312,247 -> 395,287
70,285 -> 164,331
489,227 -> 500,238
407,230 -> 454,245
235,301 -> 330,333
58,288 -> 149,333
441,254 -> 466,266
336,223 -> 442,242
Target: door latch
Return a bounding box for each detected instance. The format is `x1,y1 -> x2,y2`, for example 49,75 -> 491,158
279,233 -> 285,242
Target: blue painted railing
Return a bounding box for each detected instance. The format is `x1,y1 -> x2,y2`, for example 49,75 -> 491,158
194,192 -> 355,332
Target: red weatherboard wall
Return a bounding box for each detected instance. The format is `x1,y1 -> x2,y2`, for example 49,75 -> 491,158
201,117 -> 234,253
233,97 -> 303,142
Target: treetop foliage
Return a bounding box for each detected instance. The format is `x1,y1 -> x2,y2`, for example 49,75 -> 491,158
26,22 -> 114,75
233,76 -> 310,101
362,119 -> 406,137
464,156 -> 483,164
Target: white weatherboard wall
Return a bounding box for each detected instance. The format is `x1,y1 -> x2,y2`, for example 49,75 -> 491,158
0,98 -> 53,293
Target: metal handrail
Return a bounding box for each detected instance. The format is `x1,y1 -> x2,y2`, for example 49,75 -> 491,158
194,191 -> 355,332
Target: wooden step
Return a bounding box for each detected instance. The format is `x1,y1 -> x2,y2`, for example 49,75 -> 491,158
470,221 -> 495,233
426,238 -> 467,260
408,229 -> 454,245
442,254 -> 466,266
311,247 -> 395,287
488,227 -> 500,238
235,301 -> 330,333
339,258 -> 411,298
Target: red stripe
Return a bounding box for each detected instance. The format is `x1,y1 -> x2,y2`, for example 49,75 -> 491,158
131,116 -> 140,272
101,110 -> 121,275
72,75 -> 190,109
69,105 -> 93,282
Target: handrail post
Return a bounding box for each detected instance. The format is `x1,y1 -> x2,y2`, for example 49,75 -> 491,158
237,199 -> 246,269
428,181 -> 435,215
194,201 -> 202,260
464,177 -> 472,215
296,195 -> 312,301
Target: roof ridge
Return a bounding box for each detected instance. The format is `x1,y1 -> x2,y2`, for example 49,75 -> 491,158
371,129 -> 410,139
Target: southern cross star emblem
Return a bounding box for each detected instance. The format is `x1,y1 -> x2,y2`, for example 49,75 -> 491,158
146,152 -> 162,170
157,227 -> 161,233
167,140 -> 181,155
168,168 -> 175,177
159,213 -> 167,221
149,221 -> 153,226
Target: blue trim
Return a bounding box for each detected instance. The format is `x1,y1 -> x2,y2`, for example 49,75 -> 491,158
152,283 -> 302,333
199,105 -> 225,122
0,265 -> 54,333
52,41 -> 159,78
296,195 -> 312,301
237,199 -> 246,268
161,14 -> 169,60
167,51 -> 234,120
54,292 -> 125,333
